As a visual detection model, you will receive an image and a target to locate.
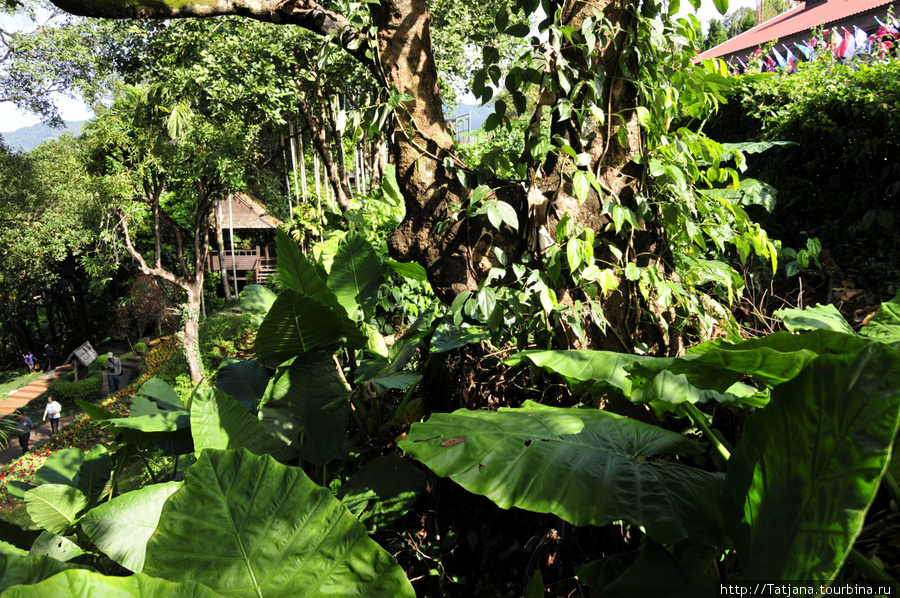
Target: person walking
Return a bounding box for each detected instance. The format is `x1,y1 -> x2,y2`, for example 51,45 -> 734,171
106,352 -> 123,393
44,344 -> 55,377
23,351 -> 35,373
15,413 -> 33,455
43,396 -> 62,435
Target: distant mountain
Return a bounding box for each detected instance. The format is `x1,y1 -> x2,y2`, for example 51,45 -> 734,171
1,121 -> 86,152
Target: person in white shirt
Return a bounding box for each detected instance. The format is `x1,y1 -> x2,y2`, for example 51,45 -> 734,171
43,396 -> 62,435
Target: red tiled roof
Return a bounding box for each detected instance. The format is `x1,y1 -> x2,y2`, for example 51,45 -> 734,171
700,0 -> 896,59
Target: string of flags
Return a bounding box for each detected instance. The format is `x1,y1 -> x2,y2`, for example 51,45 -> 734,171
730,11 -> 899,75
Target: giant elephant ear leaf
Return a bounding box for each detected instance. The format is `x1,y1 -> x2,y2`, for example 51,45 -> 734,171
80,481 -> 182,573
191,386 -> 283,457
275,227 -> 334,304
215,358 -> 270,411
327,230 -> 384,321
258,355 -> 349,465
240,284 -> 277,329
858,292 -> 900,344
400,402 -> 724,544
724,343 -> 900,581
2,569 -> 225,597
143,448 -> 415,597
24,485 -> 88,535
0,555 -> 92,594
773,303 -> 855,334
254,291 -> 348,362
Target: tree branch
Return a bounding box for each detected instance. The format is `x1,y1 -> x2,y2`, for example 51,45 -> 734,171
47,0 -> 375,70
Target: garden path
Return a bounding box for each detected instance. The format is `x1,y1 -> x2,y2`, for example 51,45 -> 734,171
0,354 -> 141,465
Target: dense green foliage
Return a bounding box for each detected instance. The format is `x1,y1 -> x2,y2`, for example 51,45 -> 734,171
706,57 -> 900,295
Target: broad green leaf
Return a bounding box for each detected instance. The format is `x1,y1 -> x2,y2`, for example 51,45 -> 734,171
0,555 -> 91,594
572,170 -> 589,203
28,532 -> 83,561
400,402 -> 724,544
858,292 -> 900,344
34,448 -> 84,487
77,445 -> 111,497
328,230 -> 384,320
367,372 -> 421,390
259,355 -> 349,465
362,322 -> 389,358
505,350 -> 657,396
129,395 -> 168,417
109,410 -> 190,433
25,485 -> 88,534
724,344 -> 900,580
383,259 -> 428,282
721,141 -> 795,154
81,481 -> 182,573
215,359 -> 270,411
139,377 -> 185,409
254,291 -> 348,362
430,320 -> 490,353
0,542 -> 27,557
2,569 -> 225,598
275,228 -> 334,304
577,539 -> 716,597
143,449 -> 415,597
76,401 -> 121,421
337,454 -> 425,531
240,284 -> 277,328
712,0 -> 728,15
191,387 -> 283,456
774,303 -> 854,334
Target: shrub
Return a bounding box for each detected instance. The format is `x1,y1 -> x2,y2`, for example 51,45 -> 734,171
198,314 -> 254,372
48,376 -> 103,409
133,342 -> 147,354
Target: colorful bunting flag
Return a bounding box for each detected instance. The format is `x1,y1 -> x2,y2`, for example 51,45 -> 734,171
830,29 -> 843,55
783,45 -> 798,71
854,26 -> 870,54
771,46 -> 788,70
840,28 -> 856,59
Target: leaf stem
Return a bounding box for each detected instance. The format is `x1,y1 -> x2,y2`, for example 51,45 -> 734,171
847,548 -> 898,591
882,471 -> 900,508
683,402 -> 731,461
138,451 -> 158,484
390,382 -> 419,426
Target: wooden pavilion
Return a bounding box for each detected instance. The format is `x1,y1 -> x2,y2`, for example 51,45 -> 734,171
208,193 -> 280,286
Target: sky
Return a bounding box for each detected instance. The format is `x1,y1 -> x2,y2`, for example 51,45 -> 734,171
0,0 -> 763,133
676,0 -> 761,32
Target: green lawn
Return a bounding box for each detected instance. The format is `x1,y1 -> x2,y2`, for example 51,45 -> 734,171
0,369 -> 42,397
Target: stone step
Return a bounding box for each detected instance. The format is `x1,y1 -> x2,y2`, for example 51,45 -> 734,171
8,388 -> 45,400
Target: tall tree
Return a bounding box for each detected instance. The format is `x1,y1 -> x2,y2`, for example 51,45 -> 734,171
83,85 -> 254,382
49,0 -> 751,356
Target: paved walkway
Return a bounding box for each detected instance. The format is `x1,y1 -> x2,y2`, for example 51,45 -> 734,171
0,354 -> 142,466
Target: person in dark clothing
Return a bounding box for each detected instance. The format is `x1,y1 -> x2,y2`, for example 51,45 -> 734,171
105,352 -> 123,393
44,344 -> 55,376
16,413 -> 33,455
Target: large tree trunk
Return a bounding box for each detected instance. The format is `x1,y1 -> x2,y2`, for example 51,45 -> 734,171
182,278 -> 204,383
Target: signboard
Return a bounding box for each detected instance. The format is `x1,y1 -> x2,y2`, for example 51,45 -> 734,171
72,341 -> 98,367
